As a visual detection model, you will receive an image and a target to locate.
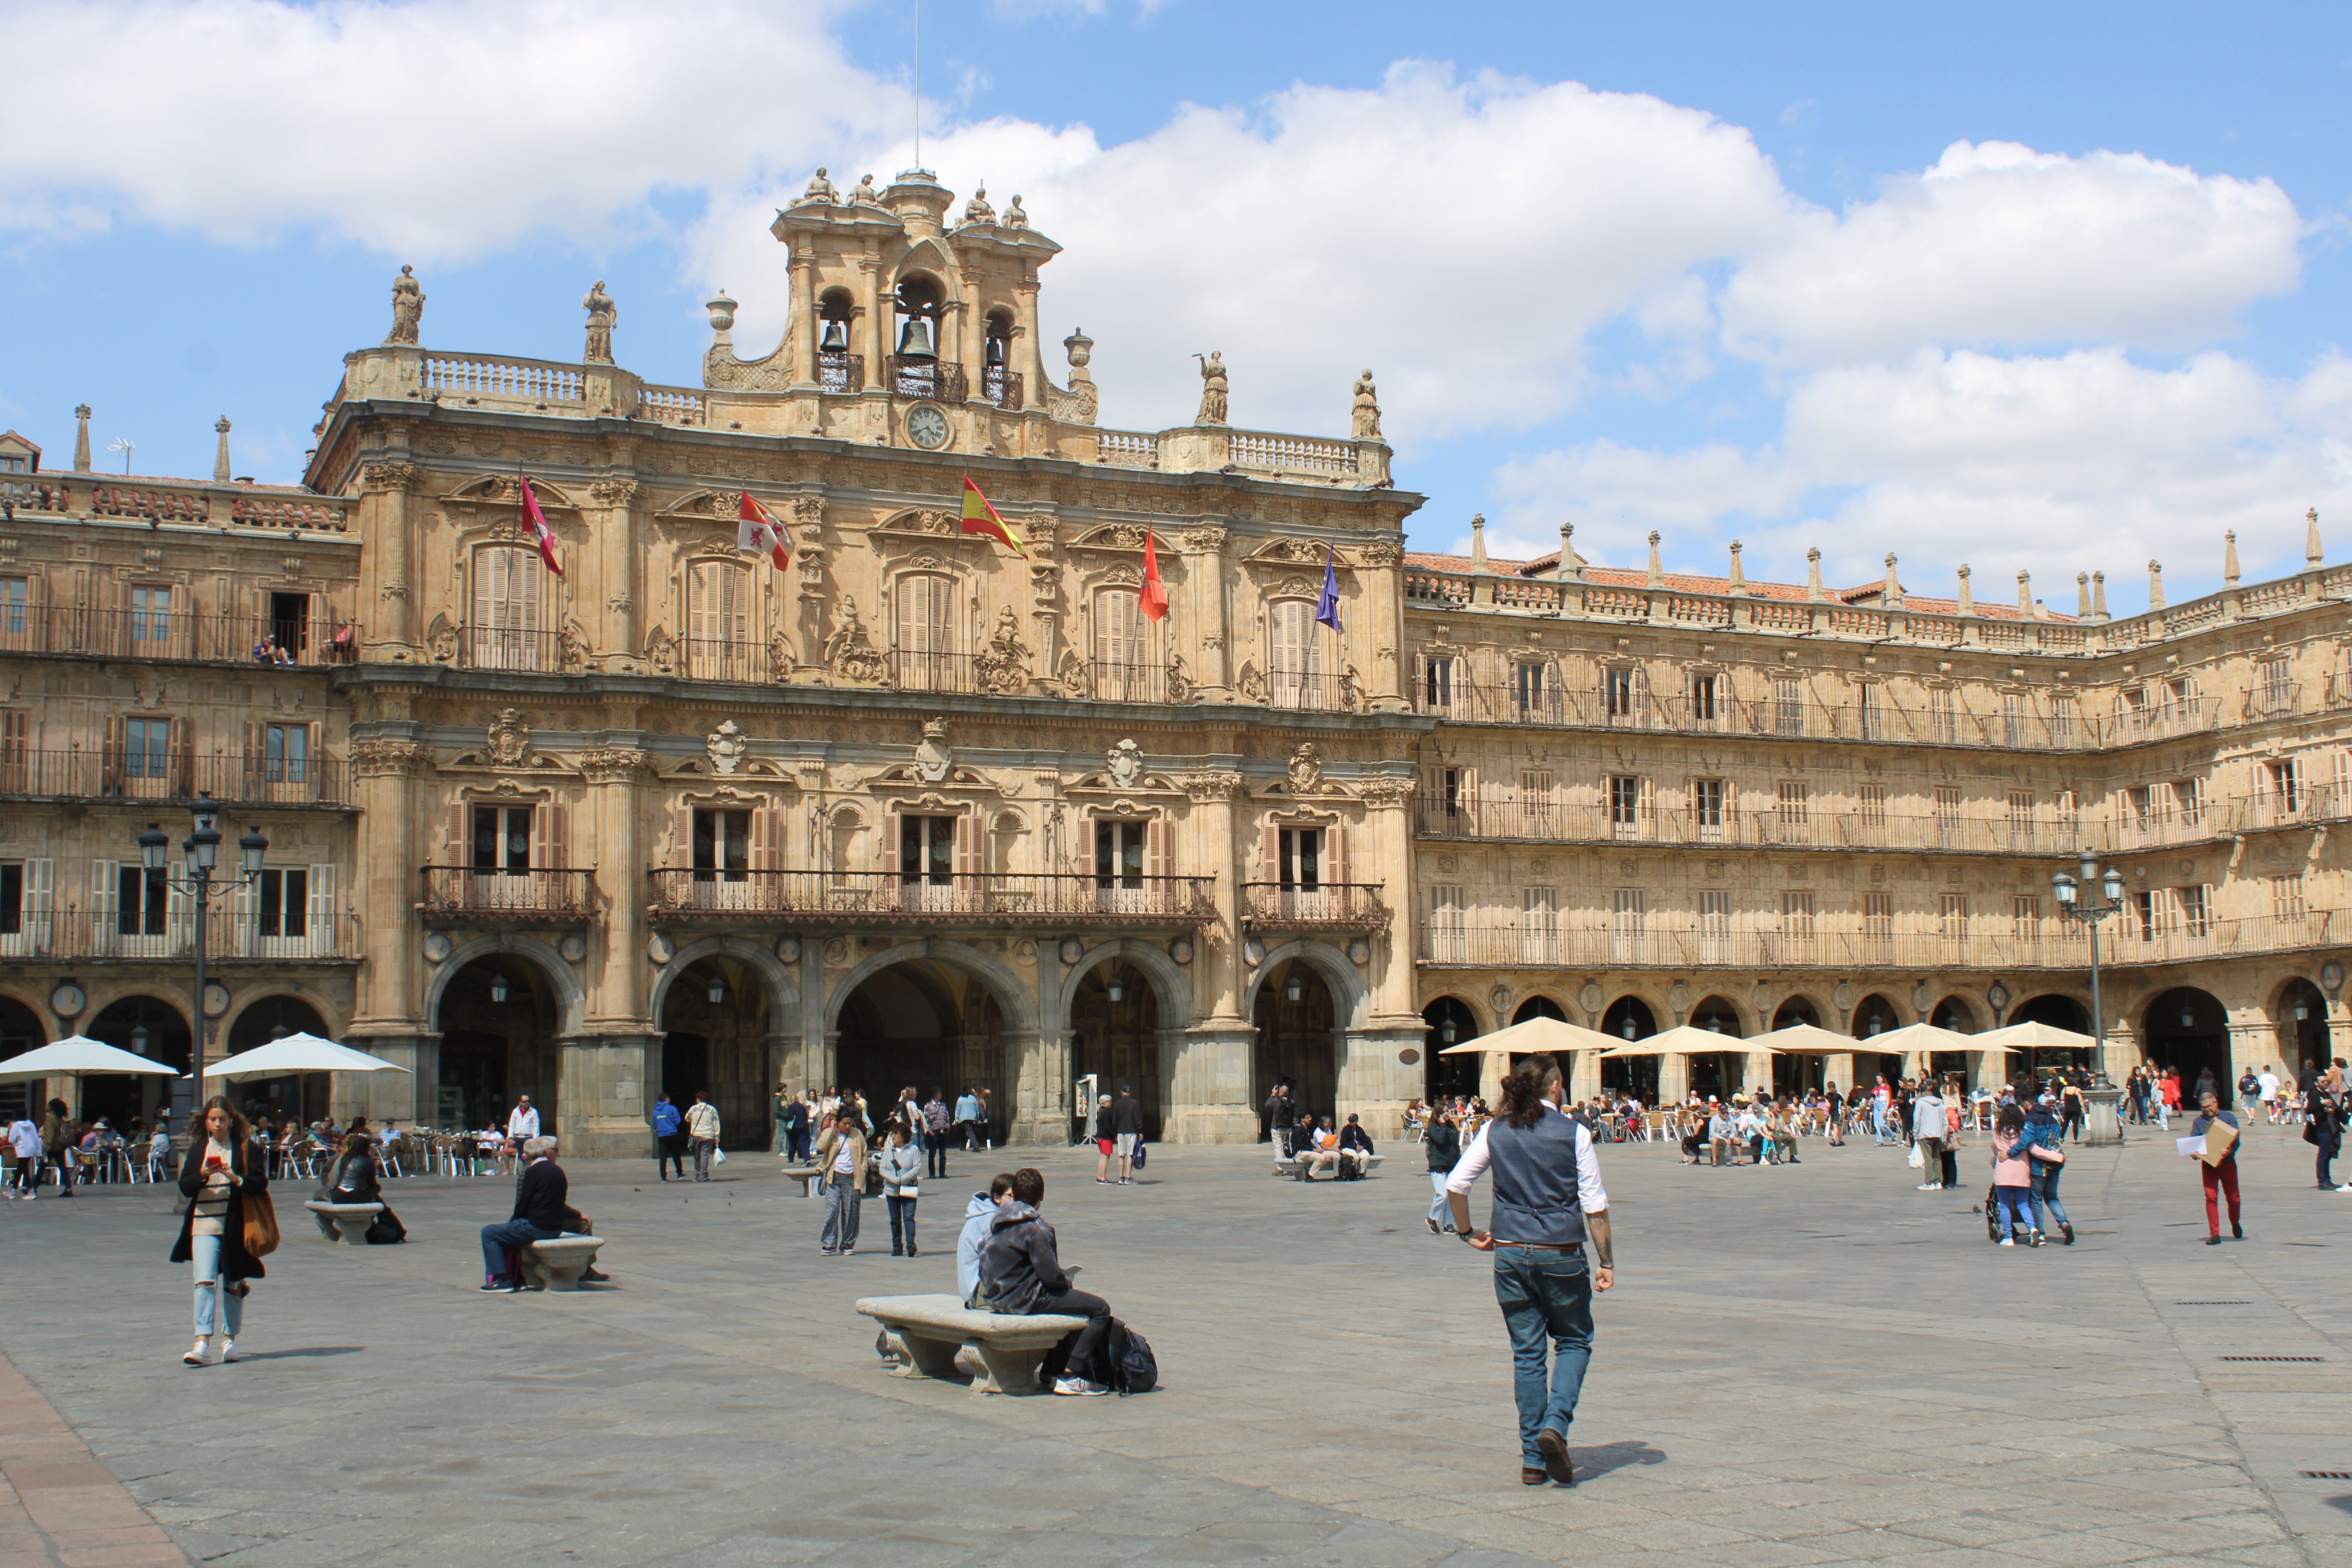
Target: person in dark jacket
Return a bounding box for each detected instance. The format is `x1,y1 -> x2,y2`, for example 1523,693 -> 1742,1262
2014,1099 -> 2071,1244
1109,1086 -> 1146,1185
320,1131 -> 405,1243
1337,1113 -> 1375,1179
1264,1082 -> 1298,1156
171,1096 -> 269,1365
978,1167 -> 1113,1396
479,1138 -> 568,1291
2310,1066 -> 2348,1191
650,1094 -> 686,1181
1424,1109 -> 1461,1233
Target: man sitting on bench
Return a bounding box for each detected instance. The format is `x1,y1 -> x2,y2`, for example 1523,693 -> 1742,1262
979,1167 -> 1112,1396
1337,1113 -> 1375,1179
1298,1117 -> 1341,1178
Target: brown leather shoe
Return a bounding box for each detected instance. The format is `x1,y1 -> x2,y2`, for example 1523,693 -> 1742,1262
1537,1428 -> 1577,1486
1520,1466 -> 1549,1486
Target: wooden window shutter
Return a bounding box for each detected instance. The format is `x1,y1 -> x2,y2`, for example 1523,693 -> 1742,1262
308,863 -> 337,953
1327,821 -> 1349,889
92,858 -> 118,931
102,714 -> 123,795
1259,819 -> 1280,885
472,549 -> 499,638
672,803 -> 695,869
880,808 -> 901,872
533,799 -> 569,869
25,858 -> 51,946
231,867 -> 258,958
751,804 -> 783,871
1145,815 -> 1171,882
448,798 -> 472,865
164,864 -> 192,947
171,717 -> 194,798
953,811 -> 983,878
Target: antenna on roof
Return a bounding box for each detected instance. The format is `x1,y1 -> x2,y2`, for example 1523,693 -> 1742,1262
107,436 -> 134,475
913,0 -> 922,170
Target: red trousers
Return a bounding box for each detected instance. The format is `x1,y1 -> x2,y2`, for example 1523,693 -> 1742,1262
2201,1159 -> 2241,1236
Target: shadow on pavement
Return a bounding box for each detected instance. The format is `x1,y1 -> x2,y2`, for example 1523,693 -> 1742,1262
1576,1440 -> 1668,1479
238,1346 -> 366,1360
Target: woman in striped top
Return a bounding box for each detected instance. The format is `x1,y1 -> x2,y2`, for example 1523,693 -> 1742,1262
170,1097 -> 269,1366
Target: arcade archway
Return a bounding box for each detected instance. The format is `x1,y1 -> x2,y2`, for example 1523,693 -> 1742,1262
225,995 -> 330,1127
1422,996 -> 1480,1105
0,996 -> 47,1127
83,995 -> 190,1133
435,956 -> 562,1136
1513,995 -> 1567,1024
2006,993 -> 2093,1087
1770,996 -> 1826,1097
835,958 -> 1009,1133
1600,995 -> 1661,1105
2144,987 -> 2230,1104
1255,959 -> 1336,1136
1070,959 -> 1163,1140
1851,991 -> 1905,1091
2274,978 -> 2328,1079
659,955 -> 772,1149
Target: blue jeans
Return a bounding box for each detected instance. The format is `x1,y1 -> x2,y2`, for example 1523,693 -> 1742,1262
1429,1171 -> 1451,1227
821,1174 -> 862,1251
1994,1186 -> 2036,1238
1871,1107 -> 1890,1142
191,1232 -> 245,1338
1491,1245 -> 1594,1465
2029,1163 -> 2068,1231
480,1218 -> 559,1280
776,1118 -> 791,1155
887,1192 -> 917,1253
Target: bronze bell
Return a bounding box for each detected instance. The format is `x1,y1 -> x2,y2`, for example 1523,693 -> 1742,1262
896,317 -> 935,359
985,333 -> 1007,367
819,318 -> 849,353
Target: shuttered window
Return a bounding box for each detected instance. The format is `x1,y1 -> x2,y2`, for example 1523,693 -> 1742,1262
472,546 -> 544,670
897,575 -> 955,691
687,561 -> 750,680
1269,599 -> 1319,709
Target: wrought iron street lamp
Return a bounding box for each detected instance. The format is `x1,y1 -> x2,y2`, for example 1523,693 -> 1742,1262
2051,850 -> 2129,1052
136,795 -> 266,1120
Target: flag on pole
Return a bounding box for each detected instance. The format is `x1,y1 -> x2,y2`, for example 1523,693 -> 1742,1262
519,475 -> 562,577
1140,530 -> 1169,622
959,476 -> 1027,557
1315,546 -> 1342,634
737,492 -> 791,570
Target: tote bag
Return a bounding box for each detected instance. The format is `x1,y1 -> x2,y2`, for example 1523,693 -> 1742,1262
243,1187 -> 283,1258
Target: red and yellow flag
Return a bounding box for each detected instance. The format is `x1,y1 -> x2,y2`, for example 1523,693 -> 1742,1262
960,476 -> 1026,558
1140,529 -> 1169,621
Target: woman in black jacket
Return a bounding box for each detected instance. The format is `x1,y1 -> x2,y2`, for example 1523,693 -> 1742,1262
1424,1109 -> 1461,1234
320,1131 -> 405,1242
171,1096 -> 269,1366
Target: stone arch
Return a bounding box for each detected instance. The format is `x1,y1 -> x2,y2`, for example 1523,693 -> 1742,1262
1770,993 -> 1828,1030
220,985 -> 348,1047
1850,991 -> 1909,1040
1601,994 -> 1659,1043
1054,938 -> 1194,1030
423,933 -> 588,1038
1512,994 -> 1569,1024
823,938 -> 1038,1037
1686,993 -> 1747,1036
1929,993 -> 1981,1033
1240,939 -> 1367,1030
651,935 -> 801,1027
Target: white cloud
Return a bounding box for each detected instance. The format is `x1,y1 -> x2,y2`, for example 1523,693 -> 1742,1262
0,0 -> 897,259
1719,140 -> 2304,366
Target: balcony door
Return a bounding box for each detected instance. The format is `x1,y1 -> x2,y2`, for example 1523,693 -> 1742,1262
692,807 -> 754,909
687,560 -> 751,681
471,546 -> 544,670
1096,819 -> 1145,912
897,574 -> 955,692
1269,599 -> 1320,710
1094,588 -> 1155,701
899,813 -> 960,910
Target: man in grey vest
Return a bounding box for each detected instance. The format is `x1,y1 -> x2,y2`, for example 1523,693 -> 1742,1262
1446,1052 -> 1612,1487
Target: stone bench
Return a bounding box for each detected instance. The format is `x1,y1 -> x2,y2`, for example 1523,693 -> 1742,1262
856,1293 -> 1089,1396
782,1165 -> 827,1198
1272,1152 -> 1385,1180
303,1199 -> 383,1244
518,1234 -> 606,1292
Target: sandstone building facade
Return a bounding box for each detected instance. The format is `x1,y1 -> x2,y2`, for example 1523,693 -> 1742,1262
2,171 -> 2343,1150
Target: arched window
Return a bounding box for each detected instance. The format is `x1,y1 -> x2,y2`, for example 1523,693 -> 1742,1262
895,573 -> 956,692
685,560 -> 750,681
470,545 -> 547,670
892,275 -> 952,398
982,310 -> 1019,408
817,289 -> 858,390
1269,598 -> 1322,710
1094,587 -> 1156,701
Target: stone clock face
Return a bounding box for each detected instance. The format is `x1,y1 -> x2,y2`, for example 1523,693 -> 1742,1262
907,405 -> 950,449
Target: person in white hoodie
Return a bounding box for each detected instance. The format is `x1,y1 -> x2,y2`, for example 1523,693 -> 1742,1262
958,1172 -> 1016,1305
7,1113 -> 43,1198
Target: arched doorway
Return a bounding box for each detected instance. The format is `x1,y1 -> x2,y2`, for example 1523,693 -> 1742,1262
1770,996 -> 1825,1097
659,956 -> 771,1149
1851,991 -> 1905,1090
436,957 -> 561,1136
1513,995 -> 1567,1024
1926,995 -> 1978,1084
1254,959 -> 1336,1137
1070,960 -> 1162,1140
2274,978 -> 2328,1082
1599,996 -> 1661,1105
835,958 -> 1007,1135
2144,987 -> 2230,1104
1423,996 -> 1479,1105
0,996 -> 46,1127
2007,993 -> 2092,1087
1685,993 -> 1744,1100
83,996 -> 190,1134
225,995 -> 329,1128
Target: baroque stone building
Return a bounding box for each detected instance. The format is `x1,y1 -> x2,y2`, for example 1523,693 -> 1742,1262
2,169 -> 2344,1149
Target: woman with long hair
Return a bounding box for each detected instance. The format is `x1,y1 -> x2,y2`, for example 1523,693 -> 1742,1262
171,1096 -> 270,1364
322,1129 -> 405,1242
1989,1105 -> 2036,1247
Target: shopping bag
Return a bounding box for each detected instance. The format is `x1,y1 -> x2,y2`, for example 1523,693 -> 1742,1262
1906,1143 -> 1924,1170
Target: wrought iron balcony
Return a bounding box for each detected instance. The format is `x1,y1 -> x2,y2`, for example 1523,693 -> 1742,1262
0,748 -> 348,807
646,870 -> 1216,926
419,867 -> 598,924
0,909 -> 362,964
1240,882 -> 1388,932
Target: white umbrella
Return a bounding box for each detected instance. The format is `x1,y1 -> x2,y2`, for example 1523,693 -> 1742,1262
201,1032 -> 412,1080
0,1036 -> 182,1083
1866,1021 -> 1977,1058
1976,1019 -> 2100,1056
1436,1014 -> 1617,1056
1608,1023 -> 1757,1057
1754,1022 -> 1865,1055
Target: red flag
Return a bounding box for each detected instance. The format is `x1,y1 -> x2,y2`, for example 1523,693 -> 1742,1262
518,475 -> 561,577
737,492 -> 791,570
1140,529 -> 1169,621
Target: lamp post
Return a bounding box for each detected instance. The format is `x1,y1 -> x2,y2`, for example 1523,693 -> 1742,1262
2051,850 -> 2128,1067
137,795 -> 265,1122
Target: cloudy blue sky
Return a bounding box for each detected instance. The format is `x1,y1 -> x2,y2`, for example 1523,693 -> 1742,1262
3,0 -> 2348,609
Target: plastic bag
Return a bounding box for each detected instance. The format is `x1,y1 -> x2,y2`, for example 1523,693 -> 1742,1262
1906,1142 -> 1924,1170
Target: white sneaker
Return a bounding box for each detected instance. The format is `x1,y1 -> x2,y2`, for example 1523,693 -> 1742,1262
218,1339 -> 238,1363
183,1339 -> 211,1366
1998,1237 -> 2015,1247
1916,1183 -> 1940,1191
1054,1376 -> 1109,1396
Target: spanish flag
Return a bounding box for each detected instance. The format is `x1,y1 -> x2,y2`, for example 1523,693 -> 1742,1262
960,476 -> 1026,558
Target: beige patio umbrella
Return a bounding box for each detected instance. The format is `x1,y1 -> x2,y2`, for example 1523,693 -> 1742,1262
1976,1019 -> 2100,1056
1610,1023 -> 1755,1056
1752,1021 -> 1859,1055
1434,1013 -> 1616,1056
1865,1021 -> 1978,1065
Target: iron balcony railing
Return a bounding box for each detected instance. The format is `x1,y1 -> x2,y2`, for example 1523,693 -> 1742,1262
0,909 -> 362,963
1240,882 -> 1389,931
982,366 -> 1024,410
817,351 -> 866,393
419,867 -> 599,922
1412,793 -> 2101,857
0,606 -> 360,666
646,870 -> 1217,924
888,356 -> 968,402
0,749 -> 348,806
1414,909 -> 2342,972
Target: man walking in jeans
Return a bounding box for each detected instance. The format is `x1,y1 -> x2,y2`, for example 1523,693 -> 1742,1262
1447,1052 -> 1613,1488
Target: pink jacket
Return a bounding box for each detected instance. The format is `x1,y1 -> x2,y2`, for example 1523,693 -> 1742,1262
1991,1131 -> 2031,1187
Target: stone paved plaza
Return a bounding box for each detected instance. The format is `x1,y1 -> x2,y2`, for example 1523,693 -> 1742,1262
2,1124 -> 2348,1568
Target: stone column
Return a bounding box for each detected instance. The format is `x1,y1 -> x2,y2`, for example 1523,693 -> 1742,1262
1658,1051 -> 1689,1105
789,250 -> 818,387
356,458 -> 423,657
1190,526 -> 1234,701
860,251 -> 888,406
588,469 -> 640,668
566,746 -> 653,1154
1361,538 -> 1408,712
347,737 -> 432,1104
1007,1029 -> 1058,1143
1566,1048 -> 1602,1105
1167,1026 -> 1257,1143
558,1031 -> 654,1160
1823,1052 -> 1855,1098
1743,1049 -> 1774,1098
1338,1022 -> 1421,1141
1014,269 -> 1049,416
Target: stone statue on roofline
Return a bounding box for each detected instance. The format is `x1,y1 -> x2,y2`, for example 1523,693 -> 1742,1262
1194,351 -> 1228,426
802,166 -> 839,205
581,281 -> 617,364
962,183 -> 996,225
1004,194 -> 1029,229
852,172 -> 881,206
385,265 -> 425,346
1351,369 -> 1381,441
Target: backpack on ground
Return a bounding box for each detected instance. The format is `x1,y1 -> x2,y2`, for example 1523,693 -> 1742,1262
1094,1318 -> 1158,1396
